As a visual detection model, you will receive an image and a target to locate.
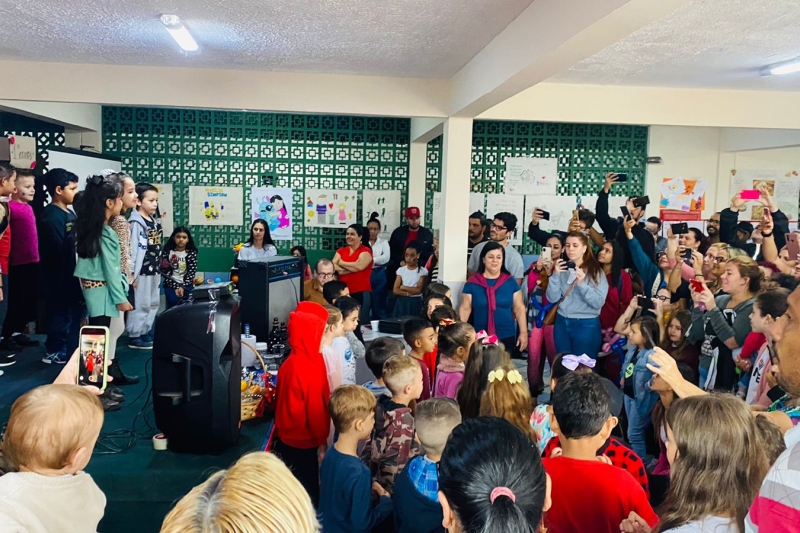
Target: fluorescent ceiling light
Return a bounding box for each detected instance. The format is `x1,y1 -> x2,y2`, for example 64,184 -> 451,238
161,14 -> 198,53
761,57 -> 800,76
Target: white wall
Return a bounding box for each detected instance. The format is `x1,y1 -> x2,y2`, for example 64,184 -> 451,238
646,126 -> 800,221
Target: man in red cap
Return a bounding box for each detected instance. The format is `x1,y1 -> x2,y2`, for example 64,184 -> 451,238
386,206 -> 434,304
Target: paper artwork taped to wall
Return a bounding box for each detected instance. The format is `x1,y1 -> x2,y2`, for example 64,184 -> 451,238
659,177 -> 707,212
304,189 -> 357,228
252,187 -> 293,240
188,186 -> 243,226
362,189 -> 401,239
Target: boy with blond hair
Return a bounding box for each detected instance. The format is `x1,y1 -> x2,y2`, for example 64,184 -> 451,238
393,398 -> 462,533
366,355 -> 423,493
0,384 -> 106,532
320,385 -> 393,533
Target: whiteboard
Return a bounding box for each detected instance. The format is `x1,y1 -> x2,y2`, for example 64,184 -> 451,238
47,148 -> 121,191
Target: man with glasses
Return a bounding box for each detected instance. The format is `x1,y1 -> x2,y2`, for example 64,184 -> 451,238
304,258 -> 335,305
467,212 -> 524,284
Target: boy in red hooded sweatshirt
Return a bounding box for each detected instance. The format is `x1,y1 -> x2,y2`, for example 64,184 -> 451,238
273,301 -> 331,507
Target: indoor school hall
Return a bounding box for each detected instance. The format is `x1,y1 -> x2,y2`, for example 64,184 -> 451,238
2,1 -> 800,532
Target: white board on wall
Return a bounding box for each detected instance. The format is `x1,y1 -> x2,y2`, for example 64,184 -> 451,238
46,148 -> 121,190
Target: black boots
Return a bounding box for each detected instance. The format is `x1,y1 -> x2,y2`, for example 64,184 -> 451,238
107,359 -> 140,385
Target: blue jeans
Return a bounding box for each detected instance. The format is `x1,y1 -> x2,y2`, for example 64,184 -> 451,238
623,395 -> 651,461
370,267 -> 388,320
164,284 -> 193,309
44,298 -> 84,356
553,315 -> 602,358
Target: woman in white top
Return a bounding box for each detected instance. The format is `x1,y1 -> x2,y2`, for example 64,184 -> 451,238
367,214 -> 391,320
620,394 -> 769,533
237,219 -> 278,261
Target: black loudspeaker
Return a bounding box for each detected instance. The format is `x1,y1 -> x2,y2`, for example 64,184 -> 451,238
236,256 -> 303,341
152,285 -> 242,454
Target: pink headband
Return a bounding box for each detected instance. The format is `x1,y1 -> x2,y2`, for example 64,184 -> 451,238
490,486 -> 516,504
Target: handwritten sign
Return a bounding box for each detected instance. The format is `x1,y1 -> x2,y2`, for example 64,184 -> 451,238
504,157 -> 558,195
9,136 -> 36,169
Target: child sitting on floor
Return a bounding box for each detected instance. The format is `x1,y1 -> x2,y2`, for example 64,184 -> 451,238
320,385 -> 393,533
543,372 -> 657,533
365,355 -> 423,494
363,337 -> 405,400
403,318 -> 437,401
434,322 -> 476,399
0,384 -> 106,532
393,398 -> 462,533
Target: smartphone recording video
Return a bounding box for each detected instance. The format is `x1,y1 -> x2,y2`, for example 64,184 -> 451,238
78,326 -> 110,392
539,209 -> 551,221
633,196 -> 650,208
620,206 -> 630,218
615,173 -> 628,182
671,222 -> 689,235
637,296 -> 654,310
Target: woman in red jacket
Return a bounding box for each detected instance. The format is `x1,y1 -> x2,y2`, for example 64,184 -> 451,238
273,301 -> 331,507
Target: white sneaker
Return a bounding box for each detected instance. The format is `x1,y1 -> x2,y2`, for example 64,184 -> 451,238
0,359 -> 15,367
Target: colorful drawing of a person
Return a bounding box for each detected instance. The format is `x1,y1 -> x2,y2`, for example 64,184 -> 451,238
316,196 -> 328,224
271,194 -> 291,229
338,203 -> 347,223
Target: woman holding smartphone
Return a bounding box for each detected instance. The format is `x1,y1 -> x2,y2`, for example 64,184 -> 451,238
547,231 -> 608,358
74,174 -> 132,411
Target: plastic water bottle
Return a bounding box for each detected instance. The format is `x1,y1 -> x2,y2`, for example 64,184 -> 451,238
244,323 -> 250,337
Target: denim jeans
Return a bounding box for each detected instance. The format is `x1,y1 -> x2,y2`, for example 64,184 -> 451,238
370,266 -> 388,320
44,298 -> 84,356
553,314 -> 602,358
164,284 -> 193,309
623,395 -> 650,461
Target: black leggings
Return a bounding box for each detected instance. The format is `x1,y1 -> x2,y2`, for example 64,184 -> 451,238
2,263 -> 38,337
272,439 -> 320,507
89,316 -> 112,327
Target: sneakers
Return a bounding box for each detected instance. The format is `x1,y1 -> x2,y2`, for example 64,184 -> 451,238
128,337 -> 153,350
42,352 -> 69,365
107,360 -> 140,385
102,387 -> 125,403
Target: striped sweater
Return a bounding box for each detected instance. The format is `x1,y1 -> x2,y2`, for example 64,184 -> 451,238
745,426 -> 800,532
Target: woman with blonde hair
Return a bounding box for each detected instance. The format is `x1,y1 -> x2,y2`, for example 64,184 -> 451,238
547,231 -> 609,358
160,452 -> 319,533
689,256 -> 761,391
479,363 -> 536,441
620,394 -> 770,533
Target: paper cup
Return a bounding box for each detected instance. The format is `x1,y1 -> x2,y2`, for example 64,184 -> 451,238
370,320 -> 380,332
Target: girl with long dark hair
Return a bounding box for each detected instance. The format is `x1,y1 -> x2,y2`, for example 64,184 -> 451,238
161,226 -> 198,308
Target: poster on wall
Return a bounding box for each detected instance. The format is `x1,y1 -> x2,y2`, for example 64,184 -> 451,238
470,193 -> 486,216
486,194 -> 526,245
504,157 -> 558,196
432,191 -> 444,232
188,186 -> 244,226
8,135 -> 36,169
251,187 -> 293,240
154,183 -> 174,237
659,177 -> 707,212
729,169 -> 800,220
304,188 -> 357,228
525,195 -> 577,233
362,189 -> 401,238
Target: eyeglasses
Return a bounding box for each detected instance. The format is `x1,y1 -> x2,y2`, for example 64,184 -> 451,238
317,272 -> 335,279
490,223 -> 508,232
655,295 -> 669,302
710,256 -> 727,264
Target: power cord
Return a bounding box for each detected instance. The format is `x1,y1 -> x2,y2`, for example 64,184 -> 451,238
94,357 -> 156,455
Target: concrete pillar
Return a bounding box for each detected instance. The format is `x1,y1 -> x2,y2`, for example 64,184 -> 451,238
439,118 -> 473,298
408,141 -> 428,221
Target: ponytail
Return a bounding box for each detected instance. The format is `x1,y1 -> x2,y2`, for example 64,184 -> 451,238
439,417 -> 547,533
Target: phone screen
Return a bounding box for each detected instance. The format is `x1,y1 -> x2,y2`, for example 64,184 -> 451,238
78,327 -> 109,391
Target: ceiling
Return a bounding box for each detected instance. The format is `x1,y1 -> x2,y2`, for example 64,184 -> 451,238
550,0 -> 800,90
0,0 -> 533,78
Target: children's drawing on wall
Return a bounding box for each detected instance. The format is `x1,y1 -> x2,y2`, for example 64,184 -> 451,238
362,189 -> 401,238
304,188 -> 357,228
188,186 -> 244,226
659,177 -> 707,213
251,187 -> 293,240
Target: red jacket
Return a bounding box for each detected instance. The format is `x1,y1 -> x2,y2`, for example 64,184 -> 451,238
275,301 -> 331,449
